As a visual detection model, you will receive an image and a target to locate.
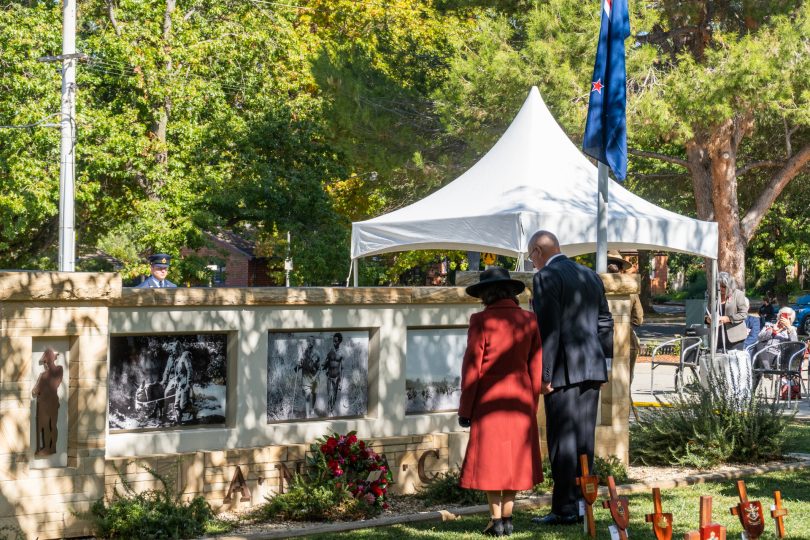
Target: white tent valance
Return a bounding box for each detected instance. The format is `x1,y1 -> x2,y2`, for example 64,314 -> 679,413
351,87 -> 718,261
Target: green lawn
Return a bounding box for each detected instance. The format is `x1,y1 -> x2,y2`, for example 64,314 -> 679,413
784,420 -> 810,455
307,467 -> 810,539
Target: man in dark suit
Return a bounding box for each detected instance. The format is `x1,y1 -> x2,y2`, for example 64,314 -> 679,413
528,230 -> 614,526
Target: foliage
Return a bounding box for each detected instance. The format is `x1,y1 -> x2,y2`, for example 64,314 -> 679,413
592,455 -> 629,486
85,461 -> 214,540
531,459 -> 554,495
3,1 -> 809,286
630,372 -> 792,468
0,524 -> 25,540
416,470 -> 486,506
259,431 -> 392,522
257,474 -> 369,522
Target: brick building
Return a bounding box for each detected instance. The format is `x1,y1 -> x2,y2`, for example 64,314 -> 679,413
181,229 -> 279,287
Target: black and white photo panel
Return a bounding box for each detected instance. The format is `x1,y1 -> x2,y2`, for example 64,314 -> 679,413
406,328 -> 466,414
108,334 -> 227,431
267,331 -> 369,422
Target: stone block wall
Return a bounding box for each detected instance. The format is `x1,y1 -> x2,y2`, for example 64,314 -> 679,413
0,271 -> 633,539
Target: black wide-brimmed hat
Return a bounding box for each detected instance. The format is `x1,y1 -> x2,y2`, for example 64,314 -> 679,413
465,266 -> 525,298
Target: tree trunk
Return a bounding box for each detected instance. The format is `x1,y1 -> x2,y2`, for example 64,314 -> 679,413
706,115 -> 753,289
151,0 -> 175,167
774,266 -> 789,307
637,250 -> 655,314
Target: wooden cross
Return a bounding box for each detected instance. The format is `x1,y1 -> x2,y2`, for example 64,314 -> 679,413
730,480 -> 764,539
685,496 -> 726,540
601,476 -> 630,540
699,496 -> 726,540
575,454 -> 599,538
771,490 -> 788,538
645,487 -> 673,540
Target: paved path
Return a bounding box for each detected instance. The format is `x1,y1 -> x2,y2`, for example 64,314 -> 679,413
631,361 -> 810,420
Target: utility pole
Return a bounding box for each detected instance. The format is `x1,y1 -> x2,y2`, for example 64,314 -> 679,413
59,0 -> 77,271
37,2 -> 85,271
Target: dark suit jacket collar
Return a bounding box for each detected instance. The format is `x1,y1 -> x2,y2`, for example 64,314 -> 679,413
546,254 -> 568,266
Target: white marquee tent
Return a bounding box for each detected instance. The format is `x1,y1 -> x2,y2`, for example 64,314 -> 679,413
350,87 -> 718,272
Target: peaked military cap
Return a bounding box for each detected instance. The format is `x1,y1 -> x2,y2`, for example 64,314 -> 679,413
148,253 -> 172,267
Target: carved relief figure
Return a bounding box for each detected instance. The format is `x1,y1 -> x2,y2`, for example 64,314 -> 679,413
31,348 -> 63,456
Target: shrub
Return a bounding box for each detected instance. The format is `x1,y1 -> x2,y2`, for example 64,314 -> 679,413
593,455 -> 629,485
256,475 -> 368,521
0,525 -> 25,540
259,431 -> 393,522
631,371 -> 792,468
416,470 -> 486,506
86,462 -> 214,540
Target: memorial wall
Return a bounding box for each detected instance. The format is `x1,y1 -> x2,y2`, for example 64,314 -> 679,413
0,271 -> 635,539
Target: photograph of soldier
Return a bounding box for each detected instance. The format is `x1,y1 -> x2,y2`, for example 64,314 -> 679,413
267,331 -> 368,422
108,334 -> 227,430
294,337 -> 322,418
31,348 -> 64,456
324,333 -> 344,414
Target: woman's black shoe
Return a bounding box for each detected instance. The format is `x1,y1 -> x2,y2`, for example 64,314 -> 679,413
502,516 -> 513,536
483,518 -> 504,536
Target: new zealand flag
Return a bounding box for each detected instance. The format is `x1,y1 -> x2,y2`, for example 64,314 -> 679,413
582,0 -> 631,181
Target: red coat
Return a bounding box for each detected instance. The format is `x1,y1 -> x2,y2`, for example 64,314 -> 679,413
458,298 -> 544,491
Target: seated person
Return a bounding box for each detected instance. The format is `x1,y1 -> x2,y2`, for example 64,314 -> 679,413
751,307 -> 798,391
743,314 -> 760,352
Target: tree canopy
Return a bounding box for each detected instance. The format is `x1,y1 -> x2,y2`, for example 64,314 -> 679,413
1,0 -> 808,289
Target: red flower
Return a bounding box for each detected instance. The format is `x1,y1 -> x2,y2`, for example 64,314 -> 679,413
358,441 -> 365,449
326,437 -> 338,450
320,444 -> 328,453
371,485 -> 383,497
347,434 -> 358,444
383,503 -> 390,510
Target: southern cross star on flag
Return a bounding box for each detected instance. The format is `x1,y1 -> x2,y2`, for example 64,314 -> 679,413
582,0 -> 631,181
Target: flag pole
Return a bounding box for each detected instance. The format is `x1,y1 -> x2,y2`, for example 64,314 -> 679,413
596,162 -> 609,273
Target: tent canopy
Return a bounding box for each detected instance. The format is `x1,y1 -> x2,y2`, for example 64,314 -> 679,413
351,87 -> 718,261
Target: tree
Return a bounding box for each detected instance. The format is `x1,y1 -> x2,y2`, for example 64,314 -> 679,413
433,1 -> 810,287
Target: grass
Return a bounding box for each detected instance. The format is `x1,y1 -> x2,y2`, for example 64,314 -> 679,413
304,467 -> 810,539
784,421 -> 810,455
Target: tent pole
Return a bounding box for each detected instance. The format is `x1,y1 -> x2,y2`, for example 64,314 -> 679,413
709,259 -> 717,356
596,162 -> 609,273
353,258 -> 359,287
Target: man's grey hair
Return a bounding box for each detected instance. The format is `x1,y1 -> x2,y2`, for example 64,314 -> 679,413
716,271 -> 737,291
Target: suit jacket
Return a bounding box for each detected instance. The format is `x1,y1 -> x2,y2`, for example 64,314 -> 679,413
134,276 -> 177,288
532,255 -> 613,388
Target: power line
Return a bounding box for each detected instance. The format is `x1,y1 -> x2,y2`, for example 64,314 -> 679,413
0,113 -> 61,130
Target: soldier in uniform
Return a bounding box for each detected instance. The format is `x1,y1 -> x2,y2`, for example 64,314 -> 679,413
324,333 -> 344,414
294,337 -> 321,418
135,253 -> 177,288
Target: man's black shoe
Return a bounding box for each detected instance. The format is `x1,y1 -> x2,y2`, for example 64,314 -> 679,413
531,512 -> 581,526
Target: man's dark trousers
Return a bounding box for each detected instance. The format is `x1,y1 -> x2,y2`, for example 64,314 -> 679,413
545,380 -> 601,516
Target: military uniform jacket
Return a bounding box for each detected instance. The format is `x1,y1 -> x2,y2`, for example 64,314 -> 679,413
135,276 -> 177,288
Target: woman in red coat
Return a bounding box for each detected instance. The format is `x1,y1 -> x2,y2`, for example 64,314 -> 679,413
458,267 -> 543,536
